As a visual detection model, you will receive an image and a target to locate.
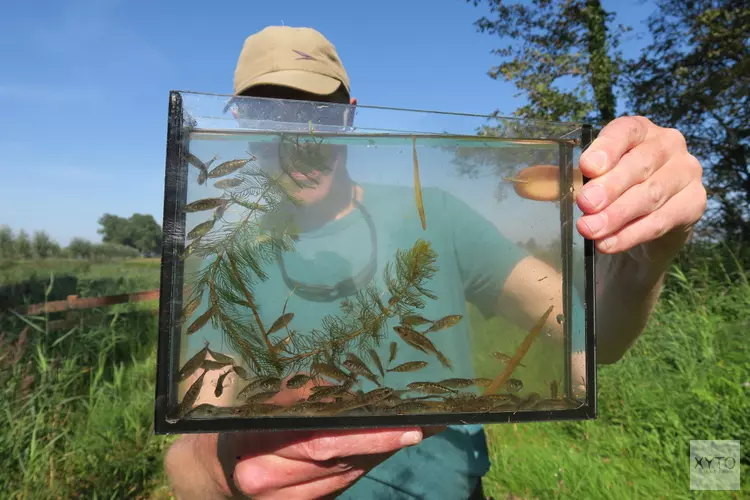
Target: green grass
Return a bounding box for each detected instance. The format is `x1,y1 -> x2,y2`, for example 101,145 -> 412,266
0,250 -> 747,498
479,260 -> 750,499
0,258 -> 162,285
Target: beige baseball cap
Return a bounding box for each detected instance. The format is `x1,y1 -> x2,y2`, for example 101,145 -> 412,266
232,26 -> 350,98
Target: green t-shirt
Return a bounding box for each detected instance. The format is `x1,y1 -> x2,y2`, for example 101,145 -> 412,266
184,182 -> 584,499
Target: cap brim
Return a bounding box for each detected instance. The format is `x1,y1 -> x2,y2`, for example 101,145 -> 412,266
224,70 -> 345,113
241,70 -> 344,95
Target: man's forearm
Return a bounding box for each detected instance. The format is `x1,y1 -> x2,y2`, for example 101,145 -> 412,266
595,228 -> 690,364
165,434 -> 236,500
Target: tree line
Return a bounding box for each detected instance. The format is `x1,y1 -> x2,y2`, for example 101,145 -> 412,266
0,213 -> 162,261
467,0 -> 748,246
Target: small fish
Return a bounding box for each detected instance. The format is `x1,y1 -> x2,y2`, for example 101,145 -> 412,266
177,371 -> 207,416
343,354 -> 379,386
454,398 -> 494,413
407,382 -> 455,395
201,359 -> 232,371
185,152 -> 206,171
207,348 -> 234,364
214,202 -> 229,220
181,238 -> 201,260
236,379 -> 258,399
508,394 -> 523,405
198,168 -> 208,185
493,352 -> 526,368
519,392 -> 541,410
412,136 -> 426,231
184,197 -> 226,213
483,394 -> 513,403
214,370 -> 231,398
232,365 -> 249,379
245,390 -> 279,404
314,399 -> 354,416
473,378 -> 493,387
393,326 -> 446,366
311,362 -> 351,383
186,304 -> 216,336
503,176 -> 530,184
556,314 -> 564,325
387,401 -> 431,414
267,312 -> 294,335
187,219 -> 215,240
435,351 -> 453,370
184,403 -> 221,418
286,374 -> 312,389
234,200 -> 266,211
284,402 -> 329,415
208,159 -> 250,179
438,378 -> 475,389
178,345 -> 209,381
368,349 -> 385,377
358,387 -> 394,405
388,342 -> 398,364
237,402 -> 284,416
388,361 -> 428,373
424,315 -> 463,334
214,177 -> 243,189
238,376 -> 281,397
272,335 -> 292,353
401,314 -> 432,326
180,293 -> 203,323
392,326 -> 429,353
505,378 -> 524,393
307,385 -> 347,402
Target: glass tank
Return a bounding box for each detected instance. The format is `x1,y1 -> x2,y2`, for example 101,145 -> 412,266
154,90 -> 597,434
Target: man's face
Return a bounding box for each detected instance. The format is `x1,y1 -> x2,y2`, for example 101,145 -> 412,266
229,85 -> 354,205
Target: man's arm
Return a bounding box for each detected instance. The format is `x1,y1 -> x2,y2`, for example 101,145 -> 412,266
499,231 -> 683,369
500,115 -> 706,367
592,223 -> 693,363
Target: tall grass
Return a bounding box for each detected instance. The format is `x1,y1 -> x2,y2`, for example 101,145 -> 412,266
0,284 -> 173,499
0,247 -> 747,498
482,248 -> 750,499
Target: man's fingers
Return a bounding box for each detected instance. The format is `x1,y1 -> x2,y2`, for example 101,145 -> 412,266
577,137 -> 674,214
274,427 -> 424,461
234,451 -> 394,494
577,156 -> 692,240
249,467 -> 367,500
580,116 -> 654,178
591,180 -> 706,254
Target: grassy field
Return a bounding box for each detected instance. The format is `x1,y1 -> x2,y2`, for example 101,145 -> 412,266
0,253 -> 747,498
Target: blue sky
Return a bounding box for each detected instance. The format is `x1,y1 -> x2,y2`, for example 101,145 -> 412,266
0,0 -> 656,246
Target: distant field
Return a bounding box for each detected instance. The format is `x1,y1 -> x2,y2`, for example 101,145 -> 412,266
0,257 -> 162,284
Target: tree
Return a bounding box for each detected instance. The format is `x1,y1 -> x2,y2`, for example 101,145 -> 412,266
67,238 -> 94,259
0,225 -> 15,259
468,0 -> 629,126
97,213 -> 162,256
31,230 -> 60,259
625,0 -> 750,243
457,0 -> 629,205
15,230 -> 32,260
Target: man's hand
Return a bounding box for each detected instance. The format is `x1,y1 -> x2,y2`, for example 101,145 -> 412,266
576,116 -> 707,262
165,426 -> 444,500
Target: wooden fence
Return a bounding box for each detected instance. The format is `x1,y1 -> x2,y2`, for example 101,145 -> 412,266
15,289 -> 161,331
